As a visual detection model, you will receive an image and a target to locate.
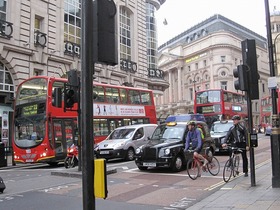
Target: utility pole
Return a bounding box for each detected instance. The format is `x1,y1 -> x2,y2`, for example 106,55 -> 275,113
81,0 -> 95,209
264,0 -> 280,188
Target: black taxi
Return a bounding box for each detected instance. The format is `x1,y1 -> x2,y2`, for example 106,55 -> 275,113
134,121 -> 216,172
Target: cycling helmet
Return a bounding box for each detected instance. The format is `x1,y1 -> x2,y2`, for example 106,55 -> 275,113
188,121 -> 196,126
232,115 -> 241,120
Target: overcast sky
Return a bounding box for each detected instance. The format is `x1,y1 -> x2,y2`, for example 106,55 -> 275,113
155,0 -> 280,46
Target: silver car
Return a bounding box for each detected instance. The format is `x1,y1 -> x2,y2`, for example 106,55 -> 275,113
95,124 -> 158,161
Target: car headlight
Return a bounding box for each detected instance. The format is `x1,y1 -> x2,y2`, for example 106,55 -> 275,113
136,148 -> 141,154
164,148 -> 170,155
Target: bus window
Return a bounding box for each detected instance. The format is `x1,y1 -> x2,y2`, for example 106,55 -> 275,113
105,87 -> 119,103
93,119 -> 109,136
129,90 -> 140,104
140,91 -> 152,105
119,88 -> 128,104
94,86 -> 105,102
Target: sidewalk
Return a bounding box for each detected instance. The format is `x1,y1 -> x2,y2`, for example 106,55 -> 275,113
188,160 -> 280,210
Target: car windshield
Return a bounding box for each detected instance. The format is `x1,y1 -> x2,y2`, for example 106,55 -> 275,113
151,125 -> 185,140
211,123 -> 233,133
107,128 -> 135,140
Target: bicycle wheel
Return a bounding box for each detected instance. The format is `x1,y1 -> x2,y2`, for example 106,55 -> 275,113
207,156 -> 220,176
223,159 -> 233,182
233,155 -> 240,177
187,159 -> 199,180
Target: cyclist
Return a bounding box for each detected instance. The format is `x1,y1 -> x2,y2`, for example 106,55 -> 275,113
184,121 -> 208,167
222,115 -> 249,177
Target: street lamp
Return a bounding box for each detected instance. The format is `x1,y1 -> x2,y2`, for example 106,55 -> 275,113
273,33 -> 280,74
192,80 -> 196,92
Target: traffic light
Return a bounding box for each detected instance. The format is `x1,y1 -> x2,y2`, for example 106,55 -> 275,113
233,64 -> 248,91
93,0 -> 118,66
64,87 -> 76,108
64,70 -> 79,109
241,39 -> 260,100
52,88 -> 62,108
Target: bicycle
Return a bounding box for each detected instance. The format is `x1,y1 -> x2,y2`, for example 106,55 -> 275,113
222,146 -> 243,182
186,149 -> 220,180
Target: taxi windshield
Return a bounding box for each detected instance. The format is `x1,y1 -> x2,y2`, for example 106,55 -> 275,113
151,124 -> 185,140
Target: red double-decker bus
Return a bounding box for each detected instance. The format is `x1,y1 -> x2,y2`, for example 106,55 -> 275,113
12,76 -> 157,164
260,91 -> 280,131
194,89 -> 247,127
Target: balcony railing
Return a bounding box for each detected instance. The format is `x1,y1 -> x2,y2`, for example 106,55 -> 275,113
0,20 -> 13,39
120,59 -> 137,73
148,68 -> 164,79
34,30 -> 47,47
64,41 -> 80,57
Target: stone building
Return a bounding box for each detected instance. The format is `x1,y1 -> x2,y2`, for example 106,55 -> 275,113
156,14 -> 270,125
0,0 -> 168,147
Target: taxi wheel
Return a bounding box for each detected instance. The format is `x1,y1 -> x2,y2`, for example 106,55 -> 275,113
172,155 -> 183,172
126,148 -> 135,161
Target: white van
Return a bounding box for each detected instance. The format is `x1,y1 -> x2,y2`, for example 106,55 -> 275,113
95,124 -> 158,161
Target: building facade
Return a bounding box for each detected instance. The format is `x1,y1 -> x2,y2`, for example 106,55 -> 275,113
156,14 -> 271,125
0,0 -> 169,147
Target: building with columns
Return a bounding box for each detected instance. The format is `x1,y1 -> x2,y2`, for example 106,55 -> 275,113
0,0 -> 169,147
156,14 -> 271,125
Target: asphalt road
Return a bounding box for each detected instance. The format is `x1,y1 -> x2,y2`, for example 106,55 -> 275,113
0,134 -> 271,210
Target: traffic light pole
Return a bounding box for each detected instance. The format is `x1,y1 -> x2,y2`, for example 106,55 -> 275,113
246,90 -> 256,187
264,0 -> 280,188
81,0 -> 95,209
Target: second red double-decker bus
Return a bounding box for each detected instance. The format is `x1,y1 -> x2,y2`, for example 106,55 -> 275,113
194,89 -> 247,127
12,76 -> 157,164
260,91 -> 280,133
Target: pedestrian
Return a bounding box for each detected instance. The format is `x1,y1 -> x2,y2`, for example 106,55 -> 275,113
222,115 -> 249,177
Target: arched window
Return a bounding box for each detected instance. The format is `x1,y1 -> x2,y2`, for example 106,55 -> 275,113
0,62 -> 14,93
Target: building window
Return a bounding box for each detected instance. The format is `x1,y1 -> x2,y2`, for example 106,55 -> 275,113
262,83 -> 265,93
64,0 -> 81,45
203,60 -> 207,67
188,66 -> 191,71
221,56 -> 226,62
195,63 -> 198,69
205,83 -> 210,89
146,3 -> 158,70
35,15 -> 42,31
220,81 -> 227,90
120,7 -> 131,60
235,58 -> 238,65
190,88 -> 193,101
255,102 -> 258,112
0,0 -> 7,21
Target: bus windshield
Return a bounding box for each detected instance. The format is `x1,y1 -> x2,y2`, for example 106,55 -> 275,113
196,90 -> 221,104
14,114 -> 46,148
16,78 -> 47,105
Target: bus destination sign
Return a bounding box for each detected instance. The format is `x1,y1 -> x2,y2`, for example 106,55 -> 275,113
23,104 -> 38,116
201,106 -> 214,113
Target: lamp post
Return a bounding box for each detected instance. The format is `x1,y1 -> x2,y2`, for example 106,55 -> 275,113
273,33 -> 280,75
264,0 -> 280,188
192,79 -> 196,100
